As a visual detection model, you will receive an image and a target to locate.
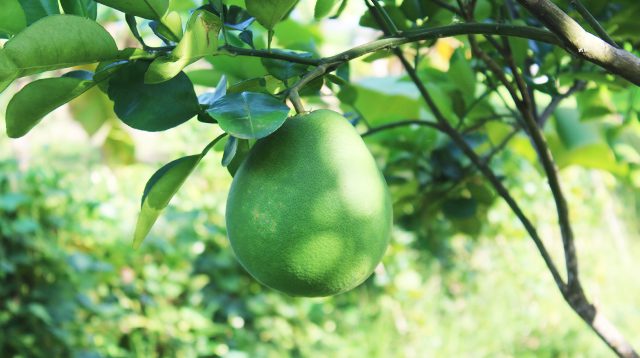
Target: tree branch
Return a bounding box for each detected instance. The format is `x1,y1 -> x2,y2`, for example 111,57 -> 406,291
368,2 -> 639,357
361,119 -> 442,138
364,0 -> 566,292
218,45 -> 321,66
215,23 -> 561,71
538,80 -> 587,126
515,0 -> 640,86
570,0 -> 619,48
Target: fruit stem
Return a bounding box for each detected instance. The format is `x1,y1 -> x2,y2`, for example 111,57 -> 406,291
289,89 -> 305,114
288,64 -> 330,114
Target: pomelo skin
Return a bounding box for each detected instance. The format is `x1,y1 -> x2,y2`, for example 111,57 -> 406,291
225,109 -> 393,297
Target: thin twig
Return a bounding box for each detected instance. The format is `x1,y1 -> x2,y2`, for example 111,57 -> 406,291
538,80 -> 587,126
483,128 -> 520,165
570,0 -> 620,48
462,114 -> 516,134
219,45 -> 321,65
516,0 -> 640,85
288,64 -> 329,114
500,35 -> 538,121
468,35 -> 523,106
361,119 -> 442,138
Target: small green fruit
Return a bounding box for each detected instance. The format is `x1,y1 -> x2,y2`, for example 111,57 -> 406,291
225,109 -> 392,297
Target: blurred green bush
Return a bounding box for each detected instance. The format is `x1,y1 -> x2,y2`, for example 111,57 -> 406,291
1,154 -> 638,357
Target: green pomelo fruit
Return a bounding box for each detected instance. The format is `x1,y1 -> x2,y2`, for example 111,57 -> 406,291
225,109 -> 393,297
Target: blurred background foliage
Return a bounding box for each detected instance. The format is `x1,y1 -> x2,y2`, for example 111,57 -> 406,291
1,0 -> 640,357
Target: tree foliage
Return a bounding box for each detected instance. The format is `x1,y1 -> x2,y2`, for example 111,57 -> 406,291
1,0 -> 639,356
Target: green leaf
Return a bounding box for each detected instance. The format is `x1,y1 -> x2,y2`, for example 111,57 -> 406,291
107,61 -> 200,132
550,107 -> 626,174
299,76 -> 324,96
95,0 -> 169,20
342,77 -> 422,125
227,138 -> 251,176
198,76 -> 227,107
186,69 -> 223,87
68,86 -> 114,136
554,107 -> 600,150
272,18 -> 322,49
507,23 -> 529,67
6,72 -> 96,138
17,0 -> 59,25
60,0 -> 98,19
399,0 -> 432,21
207,55 -> 268,80
0,0 -> 27,37
467,180 -> 494,205
314,0 -> 340,19
222,136 -> 238,166
146,10 -> 222,83
576,87 -> 616,121
359,5 -> 409,31
0,51 -> 19,94
442,198 -> 477,220
133,134 -> 226,248
226,77 -> 270,94
103,123 -> 136,166
261,51 -> 311,81
155,10 -> 184,42
245,0 -> 298,30
448,49 -> 476,105
0,15 -> 118,92
207,92 -> 290,139
135,155 -> 200,248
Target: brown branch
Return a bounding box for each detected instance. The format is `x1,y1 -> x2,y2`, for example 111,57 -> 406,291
483,128 -> 520,164
361,2 -> 638,356
538,80 -> 587,126
361,119 -> 442,138
365,0 -> 566,291
515,0 -> 640,86
468,35 -> 523,105
570,0 -> 619,48
500,36 -> 538,121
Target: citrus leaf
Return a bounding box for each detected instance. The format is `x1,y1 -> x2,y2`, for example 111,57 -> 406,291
227,138 -> 251,177
6,71 -> 96,138
198,76 -> 227,108
17,0 -> 59,24
261,51 -> 311,81
442,198 -> 477,220
133,133 -> 227,248
222,136 -> 238,167
0,0 -> 27,37
207,92 -> 290,139
95,0 -> 169,20
103,123 -> 136,166
448,49 -> 476,105
0,51 -> 19,94
107,61 -> 200,132
60,0 -> 98,19
314,0 -> 340,19
145,10 -> 222,83
554,107 -> 600,150
0,15 -> 118,92
155,11 -> 183,42
68,86 -> 114,136
245,0 -> 298,30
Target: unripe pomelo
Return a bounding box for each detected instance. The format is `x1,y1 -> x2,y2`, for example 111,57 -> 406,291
225,109 -> 392,297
